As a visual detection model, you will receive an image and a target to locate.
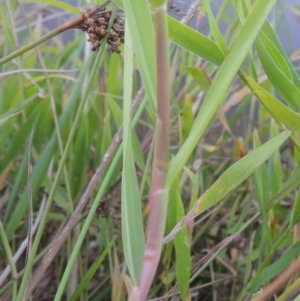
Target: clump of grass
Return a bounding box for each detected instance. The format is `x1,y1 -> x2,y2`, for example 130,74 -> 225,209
1,0 -> 300,301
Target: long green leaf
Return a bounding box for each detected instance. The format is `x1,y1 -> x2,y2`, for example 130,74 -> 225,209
168,17 -> 224,66
121,21 -> 145,284
69,239 -> 115,301
194,133 -> 289,217
261,21 -> 300,87
174,192 -> 191,300
202,0 -> 228,56
255,38 -> 300,108
23,0 -> 79,14
165,132 -> 290,242
122,0 -> 156,112
268,164 -> 300,209
166,0 -> 277,188
0,106 -> 39,174
260,32 -> 292,81
248,240 -> 300,292
243,74 -> 300,131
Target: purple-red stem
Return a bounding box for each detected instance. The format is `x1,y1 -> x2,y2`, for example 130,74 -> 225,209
137,4 -> 170,301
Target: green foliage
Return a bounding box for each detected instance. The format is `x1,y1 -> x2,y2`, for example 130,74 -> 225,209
243,74 -> 300,131
248,240 -> 300,292
121,25 -> 145,284
69,238 -> 115,301
1,0 -> 300,300
174,192 -> 191,300
168,17 -> 224,66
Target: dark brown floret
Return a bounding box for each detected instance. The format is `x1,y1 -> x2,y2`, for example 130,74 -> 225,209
81,4 -> 125,53
94,27 -> 107,37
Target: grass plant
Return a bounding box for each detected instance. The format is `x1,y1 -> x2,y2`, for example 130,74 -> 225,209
1,0 -> 300,300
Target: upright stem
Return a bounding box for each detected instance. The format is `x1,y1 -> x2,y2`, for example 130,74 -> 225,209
137,2 -> 170,300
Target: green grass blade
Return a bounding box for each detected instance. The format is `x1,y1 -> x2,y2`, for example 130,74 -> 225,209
195,132 -> 289,215
121,21 -> 145,284
69,239 -> 115,301
269,122 -> 283,194
185,67 -> 211,93
183,167 -> 199,211
0,109 -> 38,173
268,164 -> 300,209
255,38 -> 300,108
19,49 -> 107,301
165,132 -> 290,242
243,74 -> 300,131
174,192 -> 191,300
291,190 -> 300,225
122,0 -> 157,112
260,31 -> 292,81
168,16 -> 224,66
253,132 -> 269,216
248,240 -> 300,292
23,0 -> 79,14
167,0 -> 277,188
5,56 -> 93,241
202,0 -> 228,56
0,219 -> 18,297
3,142 -> 29,224
262,21 -> 300,87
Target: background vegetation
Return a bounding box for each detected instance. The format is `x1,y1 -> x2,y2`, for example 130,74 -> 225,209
1,0 -> 300,300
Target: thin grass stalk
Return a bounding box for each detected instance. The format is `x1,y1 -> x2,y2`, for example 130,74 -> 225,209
0,1 -> 111,66
0,19 -> 81,66
4,56 -> 94,241
24,86 -> 145,299
18,0 -> 75,212
277,276 -> 300,301
18,9 -> 78,291
0,195 -> 44,285
0,219 -> 18,299
4,0 -> 19,48
17,12 -> 117,301
25,129 -> 34,290
20,3 -> 76,277
51,90 -> 146,301
136,1 -> 170,300
237,225 -> 293,301
250,257 -> 300,301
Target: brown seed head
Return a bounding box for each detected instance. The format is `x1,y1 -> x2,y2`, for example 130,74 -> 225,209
98,17 -> 107,25
86,18 -> 95,26
94,27 -> 107,37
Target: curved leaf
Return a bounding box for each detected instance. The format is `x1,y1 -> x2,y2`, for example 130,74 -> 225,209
243,74 -> 300,131
185,66 -> 211,93
168,16 -> 224,66
167,0 -> 277,189
260,32 -> 292,81
248,240 -> 300,292
261,21 -> 300,87
255,38 -> 300,108
165,132 -> 290,243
